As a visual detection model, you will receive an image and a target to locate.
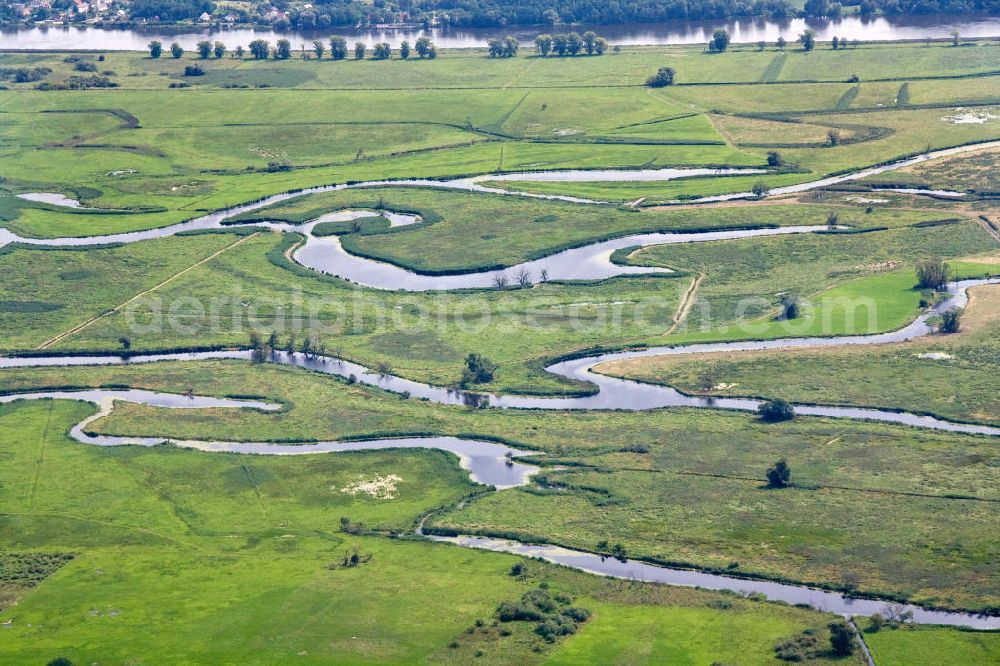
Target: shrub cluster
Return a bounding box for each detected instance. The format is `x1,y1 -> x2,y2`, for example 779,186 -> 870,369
495,588 -> 591,642
759,398 -> 795,423
36,75 -> 118,90
0,66 -> 51,82
0,552 -> 75,588
774,628 -> 820,661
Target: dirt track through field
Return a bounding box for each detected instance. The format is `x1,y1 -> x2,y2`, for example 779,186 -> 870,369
666,273 -> 703,335
35,232 -> 260,350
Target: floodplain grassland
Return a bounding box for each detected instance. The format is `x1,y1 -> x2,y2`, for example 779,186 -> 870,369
616,216 -> 996,325
1,39 -> 999,665
230,187 -> 948,271
1,200 -> 993,394
0,358 -> 997,612
598,276 -> 1000,427
1,41 -> 999,238
0,399 -> 866,665
863,624 -> 1000,666
863,145 -> 1000,193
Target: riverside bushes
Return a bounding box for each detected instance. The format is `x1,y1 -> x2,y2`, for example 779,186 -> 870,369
495,588 -> 590,642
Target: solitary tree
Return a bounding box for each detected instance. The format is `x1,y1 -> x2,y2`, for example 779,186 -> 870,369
709,29 -> 731,52
148,40 -> 162,58
779,293 -> 801,320
415,37 -> 433,58
593,37 -> 608,55
751,181 -> 770,198
249,39 -> 270,60
827,128 -> 841,146
776,36 -> 786,51
832,36 -> 840,50
197,40 -> 212,59
828,621 -> 855,656
399,40 -> 410,59
461,353 -> 497,386
312,39 -> 325,59
766,459 -> 792,487
916,258 -> 950,290
213,41 -> 226,59
645,67 -> 675,87
799,30 -> 816,51
170,42 -> 184,59
767,150 -> 783,167
354,42 -> 366,59
760,399 -> 795,423
582,30 -> 598,54
234,45 -> 244,58
275,39 -> 292,60
330,36 -> 348,59
535,33 -> 553,56
940,308 -> 961,333
951,30 -> 960,46
373,42 -> 391,59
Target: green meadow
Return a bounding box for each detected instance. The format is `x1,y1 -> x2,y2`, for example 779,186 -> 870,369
0,357 -> 997,611
0,38 -> 998,664
0,398 -> 871,665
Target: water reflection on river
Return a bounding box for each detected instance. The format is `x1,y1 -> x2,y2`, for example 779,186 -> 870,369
2,14 -> 998,51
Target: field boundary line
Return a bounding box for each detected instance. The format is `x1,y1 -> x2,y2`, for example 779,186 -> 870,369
609,467 -> 1000,503
35,232 -> 260,350
27,400 -> 54,513
0,510 -> 207,551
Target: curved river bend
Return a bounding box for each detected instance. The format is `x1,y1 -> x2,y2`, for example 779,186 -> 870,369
3,143 -> 1000,627
2,277 -> 999,437
2,140 -> 999,292
3,387 -> 997,628
0,389 -> 537,488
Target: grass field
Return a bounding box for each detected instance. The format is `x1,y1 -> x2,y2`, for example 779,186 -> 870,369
1,201 -> 991,395
0,358 -> 997,611
864,145 -> 1000,193
600,276 -> 1000,426
2,41 -> 998,239
1,39 -> 999,663
864,624 -> 1000,666
0,398 -> 868,665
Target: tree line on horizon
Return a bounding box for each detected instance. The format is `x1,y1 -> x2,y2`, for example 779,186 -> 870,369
147,36 -> 438,60
111,0 -> 998,33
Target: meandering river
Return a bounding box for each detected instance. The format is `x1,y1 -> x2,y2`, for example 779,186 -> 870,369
3,140 -> 999,291
2,385 -> 996,627
3,275 -> 999,436
0,388 -> 538,488
3,142 -> 999,626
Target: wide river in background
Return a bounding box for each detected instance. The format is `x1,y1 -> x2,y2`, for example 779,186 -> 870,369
2,14 -> 999,51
